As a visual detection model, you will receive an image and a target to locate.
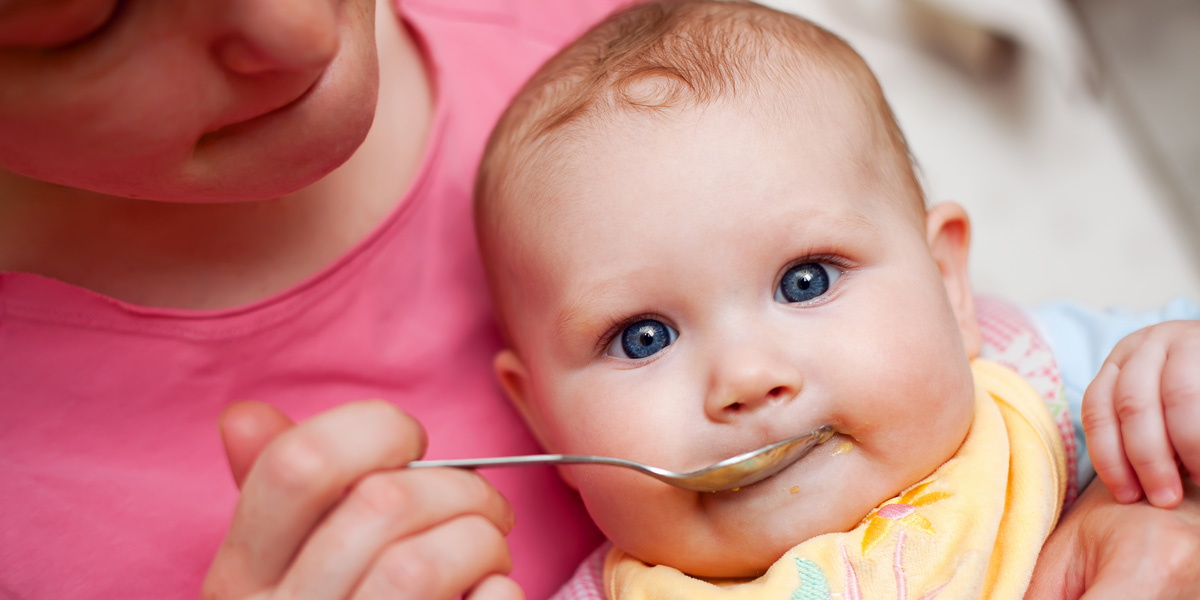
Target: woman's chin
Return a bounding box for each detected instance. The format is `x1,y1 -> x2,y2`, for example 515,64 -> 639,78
175,95 -> 377,202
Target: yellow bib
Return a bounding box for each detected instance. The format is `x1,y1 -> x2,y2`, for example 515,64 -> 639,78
605,359 -> 1067,600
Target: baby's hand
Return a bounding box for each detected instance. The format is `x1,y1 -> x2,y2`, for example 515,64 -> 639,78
1082,320 -> 1200,508
203,401 -> 523,600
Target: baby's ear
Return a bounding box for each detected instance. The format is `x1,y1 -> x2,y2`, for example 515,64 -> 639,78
494,350 -> 547,447
494,350 -> 578,488
925,202 -> 981,359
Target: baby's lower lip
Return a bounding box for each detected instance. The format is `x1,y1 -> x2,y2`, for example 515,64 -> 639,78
704,467 -> 802,504
713,433 -> 846,495
713,453 -> 809,495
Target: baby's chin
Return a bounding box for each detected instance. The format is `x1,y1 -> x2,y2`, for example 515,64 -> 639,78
610,493 -> 861,577
621,498 -> 863,579
613,440 -> 922,579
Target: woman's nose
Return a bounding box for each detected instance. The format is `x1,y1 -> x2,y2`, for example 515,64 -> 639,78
703,341 -> 803,422
213,0 -> 341,76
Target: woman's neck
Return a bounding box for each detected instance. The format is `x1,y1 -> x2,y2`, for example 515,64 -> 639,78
0,1 -> 433,310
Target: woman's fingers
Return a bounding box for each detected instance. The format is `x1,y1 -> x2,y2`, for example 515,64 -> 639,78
467,575 -> 526,600
206,401 -> 519,600
1111,345 -> 1182,508
1083,362 -> 1140,503
206,400 -> 427,598
1027,477 -> 1200,600
277,467 -> 514,599
350,514 -> 515,600
219,401 -> 296,488
1077,478 -> 1200,600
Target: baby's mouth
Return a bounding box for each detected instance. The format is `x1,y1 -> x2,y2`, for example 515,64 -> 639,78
698,425 -> 836,493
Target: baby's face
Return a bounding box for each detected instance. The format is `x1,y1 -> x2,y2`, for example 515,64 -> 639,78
497,96 -> 978,577
0,0 -> 379,201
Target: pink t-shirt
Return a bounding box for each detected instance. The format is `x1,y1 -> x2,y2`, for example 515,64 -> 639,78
0,1 -> 622,597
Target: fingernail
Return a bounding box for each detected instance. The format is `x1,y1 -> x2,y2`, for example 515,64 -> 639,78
1115,486 -> 1140,503
1150,487 -> 1179,507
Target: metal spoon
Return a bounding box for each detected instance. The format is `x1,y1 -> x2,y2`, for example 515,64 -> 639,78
408,424 -> 835,492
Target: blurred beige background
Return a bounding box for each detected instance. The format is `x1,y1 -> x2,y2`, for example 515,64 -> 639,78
1076,0 -> 1200,255
765,0 -> 1200,311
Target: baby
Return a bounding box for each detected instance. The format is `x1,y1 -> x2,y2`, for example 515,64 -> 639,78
473,1 -> 1198,598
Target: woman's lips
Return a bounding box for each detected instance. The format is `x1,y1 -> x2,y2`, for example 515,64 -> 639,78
199,76 -> 322,143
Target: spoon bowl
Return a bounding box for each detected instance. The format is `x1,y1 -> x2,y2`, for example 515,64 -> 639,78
408,425 -> 835,492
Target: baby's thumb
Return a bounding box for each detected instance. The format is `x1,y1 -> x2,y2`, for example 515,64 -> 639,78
218,400 -> 295,488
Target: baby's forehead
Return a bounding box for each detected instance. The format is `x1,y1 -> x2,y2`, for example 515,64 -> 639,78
559,67 -> 888,153
494,47 -> 917,221
525,78 -> 911,206
514,101 -> 910,244
516,20 -> 888,156
477,1 -> 921,213
489,77 -> 922,264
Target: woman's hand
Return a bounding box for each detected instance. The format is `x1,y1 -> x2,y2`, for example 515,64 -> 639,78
1026,475 -> 1200,599
203,400 -> 523,600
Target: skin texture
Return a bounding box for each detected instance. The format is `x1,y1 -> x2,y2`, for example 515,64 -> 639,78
209,401 -> 522,600
0,0 -> 376,200
0,0 -> 430,308
3,0 -> 1196,596
1082,320 -> 1200,509
492,89 -> 982,578
0,2 -> 520,598
1025,473 -> 1200,599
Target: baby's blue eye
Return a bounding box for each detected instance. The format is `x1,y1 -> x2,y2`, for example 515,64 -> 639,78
608,319 -> 678,360
775,262 -> 841,303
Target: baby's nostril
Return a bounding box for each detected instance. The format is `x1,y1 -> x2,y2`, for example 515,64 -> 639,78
767,386 -> 786,399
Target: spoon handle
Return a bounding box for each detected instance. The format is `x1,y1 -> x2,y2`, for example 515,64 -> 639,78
408,454 -> 666,475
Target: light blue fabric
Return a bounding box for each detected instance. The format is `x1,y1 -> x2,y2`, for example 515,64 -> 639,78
1029,297 -> 1200,486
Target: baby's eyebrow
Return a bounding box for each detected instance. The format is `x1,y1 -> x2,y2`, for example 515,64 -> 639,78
554,300 -> 608,342
552,283 -> 635,351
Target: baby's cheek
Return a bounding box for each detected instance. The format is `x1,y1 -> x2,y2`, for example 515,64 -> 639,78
580,476 -> 694,559
834,393 -> 965,475
831,404 -> 888,443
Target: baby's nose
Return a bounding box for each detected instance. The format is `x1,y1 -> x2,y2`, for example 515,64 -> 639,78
215,0 -> 341,75
703,347 -> 803,422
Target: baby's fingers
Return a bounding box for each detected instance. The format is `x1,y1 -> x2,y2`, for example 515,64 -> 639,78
1084,362 -> 1140,503
1113,348 -> 1182,508
1162,333 -> 1200,486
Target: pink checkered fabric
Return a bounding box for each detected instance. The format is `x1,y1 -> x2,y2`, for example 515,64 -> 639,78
975,295 -> 1078,507
550,542 -> 610,600
550,296 -> 1078,600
